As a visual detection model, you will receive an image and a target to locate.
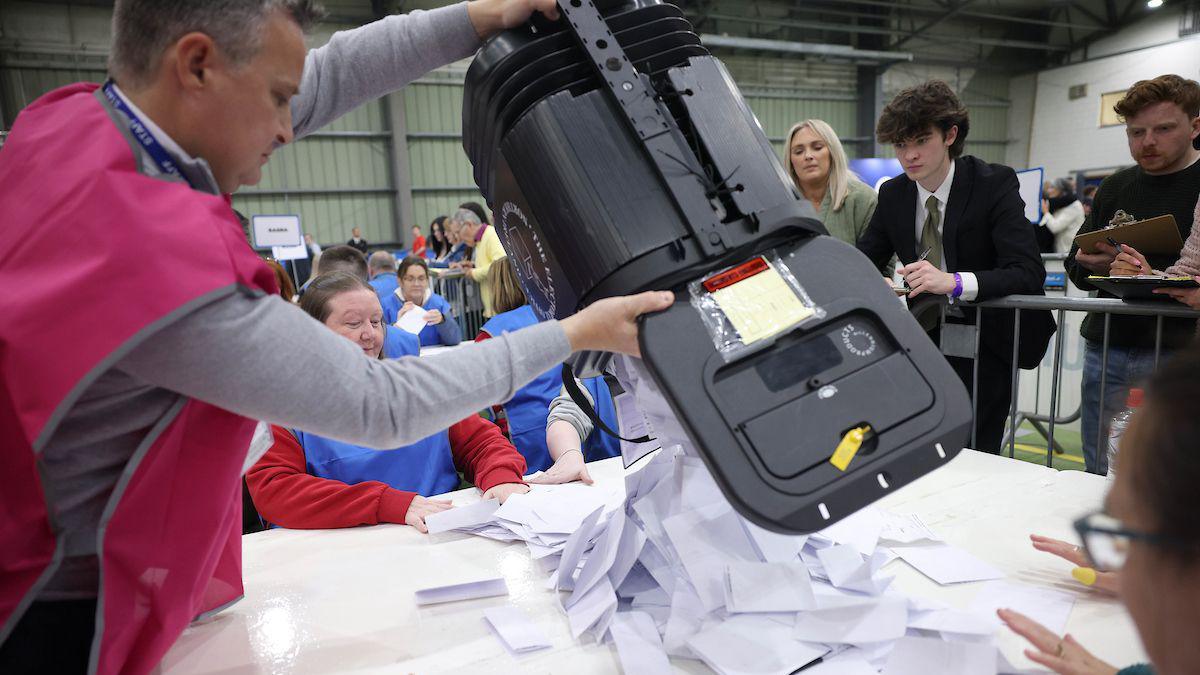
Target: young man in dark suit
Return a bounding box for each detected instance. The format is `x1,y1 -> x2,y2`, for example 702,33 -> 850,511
857,80 -> 1054,454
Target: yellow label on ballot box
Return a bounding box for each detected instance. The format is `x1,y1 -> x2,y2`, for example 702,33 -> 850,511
709,259 -> 814,345
830,426 -> 870,471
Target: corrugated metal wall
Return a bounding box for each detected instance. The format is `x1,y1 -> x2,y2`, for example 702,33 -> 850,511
403,73 -> 489,231
1,2 -> 1014,244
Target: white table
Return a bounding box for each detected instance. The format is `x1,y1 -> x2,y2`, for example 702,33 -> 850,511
160,451 -> 1147,674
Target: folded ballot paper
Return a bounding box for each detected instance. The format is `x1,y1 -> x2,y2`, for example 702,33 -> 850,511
429,446 -> 1065,674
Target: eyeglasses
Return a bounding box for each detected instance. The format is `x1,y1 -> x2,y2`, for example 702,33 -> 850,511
1073,511 -> 1164,572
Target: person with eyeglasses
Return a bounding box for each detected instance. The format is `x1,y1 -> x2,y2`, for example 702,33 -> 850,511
381,256 -> 462,347
997,350 -> 1200,675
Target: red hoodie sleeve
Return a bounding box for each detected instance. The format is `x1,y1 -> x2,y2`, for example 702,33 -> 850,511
448,415 -> 527,491
245,425 -> 416,529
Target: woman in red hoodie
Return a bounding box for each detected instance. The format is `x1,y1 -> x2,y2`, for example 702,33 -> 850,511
246,272 -> 529,532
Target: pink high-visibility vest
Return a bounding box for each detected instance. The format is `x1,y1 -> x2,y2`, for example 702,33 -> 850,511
0,83 -> 278,675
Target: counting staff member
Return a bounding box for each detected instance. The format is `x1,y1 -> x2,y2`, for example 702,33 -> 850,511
0,0 -> 671,672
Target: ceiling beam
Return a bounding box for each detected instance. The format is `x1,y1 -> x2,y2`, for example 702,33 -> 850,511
890,0 -> 980,49
841,0 -> 1102,30
702,13 -> 1072,51
1069,1 -> 1110,27
699,33 -> 913,63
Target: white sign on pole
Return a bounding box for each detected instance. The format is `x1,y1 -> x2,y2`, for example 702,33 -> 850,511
251,214 -> 303,248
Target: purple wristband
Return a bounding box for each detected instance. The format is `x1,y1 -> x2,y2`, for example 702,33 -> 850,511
952,273 -> 963,299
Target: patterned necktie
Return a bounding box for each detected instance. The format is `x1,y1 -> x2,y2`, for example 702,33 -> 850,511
921,194 -> 942,270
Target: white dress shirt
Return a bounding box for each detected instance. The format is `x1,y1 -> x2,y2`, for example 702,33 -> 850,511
913,160 -> 978,301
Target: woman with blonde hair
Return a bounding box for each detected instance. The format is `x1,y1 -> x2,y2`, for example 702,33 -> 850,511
785,118 -> 878,248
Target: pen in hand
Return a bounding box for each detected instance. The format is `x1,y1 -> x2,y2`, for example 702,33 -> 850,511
903,247 -> 934,290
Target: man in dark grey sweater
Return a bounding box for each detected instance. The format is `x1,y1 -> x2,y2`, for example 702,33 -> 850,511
0,0 -> 672,670
1065,74 -> 1200,475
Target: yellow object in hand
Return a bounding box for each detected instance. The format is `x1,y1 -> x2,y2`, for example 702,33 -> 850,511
1072,566 -> 1098,586
830,426 -> 870,472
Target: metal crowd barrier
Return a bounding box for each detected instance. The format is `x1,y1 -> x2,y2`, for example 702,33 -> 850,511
433,273 -> 485,339
965,294 -> 1200,468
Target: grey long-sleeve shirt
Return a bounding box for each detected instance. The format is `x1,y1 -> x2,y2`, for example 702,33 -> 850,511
36,4 -> 573,601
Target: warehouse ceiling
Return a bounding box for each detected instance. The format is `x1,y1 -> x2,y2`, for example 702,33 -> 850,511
2,0 -> 1181,72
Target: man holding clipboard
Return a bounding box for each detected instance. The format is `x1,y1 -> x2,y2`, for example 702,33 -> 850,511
1064,74 -> 1200,475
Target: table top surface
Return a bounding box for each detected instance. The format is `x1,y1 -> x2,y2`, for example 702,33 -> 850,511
160,450 -> 1146,674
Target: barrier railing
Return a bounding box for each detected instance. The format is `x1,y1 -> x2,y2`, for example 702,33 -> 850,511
966,294 -> 1200,470
433,273 -> 485,339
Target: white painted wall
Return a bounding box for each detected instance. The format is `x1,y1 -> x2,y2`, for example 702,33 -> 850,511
1011,5 -> 1200,180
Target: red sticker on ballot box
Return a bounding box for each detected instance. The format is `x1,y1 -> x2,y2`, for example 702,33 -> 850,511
702,257 -> 769,293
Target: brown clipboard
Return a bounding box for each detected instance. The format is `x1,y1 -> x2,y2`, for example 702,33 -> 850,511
1074,214 -> 1183,255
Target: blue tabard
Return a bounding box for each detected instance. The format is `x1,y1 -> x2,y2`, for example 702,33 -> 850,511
293,429 -> 460,497
481,305 -> 621,470
369,272 -> 399,300
383,326 -> 420,359
381,292 -> 454,347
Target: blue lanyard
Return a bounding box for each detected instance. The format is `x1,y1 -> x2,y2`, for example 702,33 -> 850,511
101,80 -> 192,187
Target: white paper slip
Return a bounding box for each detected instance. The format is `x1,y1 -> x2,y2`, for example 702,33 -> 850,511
609,611 -> 672,675
803,658 -> 878,675
882,635 -> 996,675
395,304 -> 428,335
816,544 -> 890,595
880,512 -> 943,544
740,518 -> 807,563
566,509 -> 625,608
482,606 -> 552,654
554,505 -> 604,591
424,499 -> 499,534
893,543 -> 1005,585
662,503 -> 760,612
414,577 -> 508,606
567,577 -> 617,640
969,580 -> 1076,635
793,597 -> 909,644
724,561 -> 816,613
688,615 -> 827,675
907,607 -> 997,636
817,506 -> 885,557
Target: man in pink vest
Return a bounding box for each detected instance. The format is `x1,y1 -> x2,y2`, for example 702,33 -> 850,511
0,1 -> 671,673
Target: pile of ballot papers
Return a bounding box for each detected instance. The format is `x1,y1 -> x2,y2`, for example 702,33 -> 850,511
425,446 -> 1076,674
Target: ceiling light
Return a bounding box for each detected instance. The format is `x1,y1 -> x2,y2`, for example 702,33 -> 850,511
1147,0 -> 1163,8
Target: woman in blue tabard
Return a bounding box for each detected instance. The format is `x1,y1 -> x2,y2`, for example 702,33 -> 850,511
245,271 -> 529,533
380,256 -> 462,347
474,258 -> 620,474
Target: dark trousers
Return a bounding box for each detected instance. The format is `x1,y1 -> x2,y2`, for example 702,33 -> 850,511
0,599 -> 96,673
947,350 -> 1013,454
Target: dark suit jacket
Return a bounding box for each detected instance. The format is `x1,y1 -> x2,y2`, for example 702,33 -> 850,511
856,155 -> 1055,368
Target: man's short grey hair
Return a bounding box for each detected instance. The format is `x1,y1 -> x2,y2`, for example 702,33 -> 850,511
453,209 -> 482,227
110,0 -> 326,88
368,250 -> 397,273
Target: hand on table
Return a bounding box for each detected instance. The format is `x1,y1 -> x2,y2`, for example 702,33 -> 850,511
424,309 -> 444,325
898,260 -> 955,298
998,608 -> 1117,675
528,449 -> 593,485
481,482 -> 530,503
1109,245 -> 1150,276
406,495 -> 453,533
1075,242 -> 1119,275
1030,534 -> 1119,594
1154,278 -> 1200,309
